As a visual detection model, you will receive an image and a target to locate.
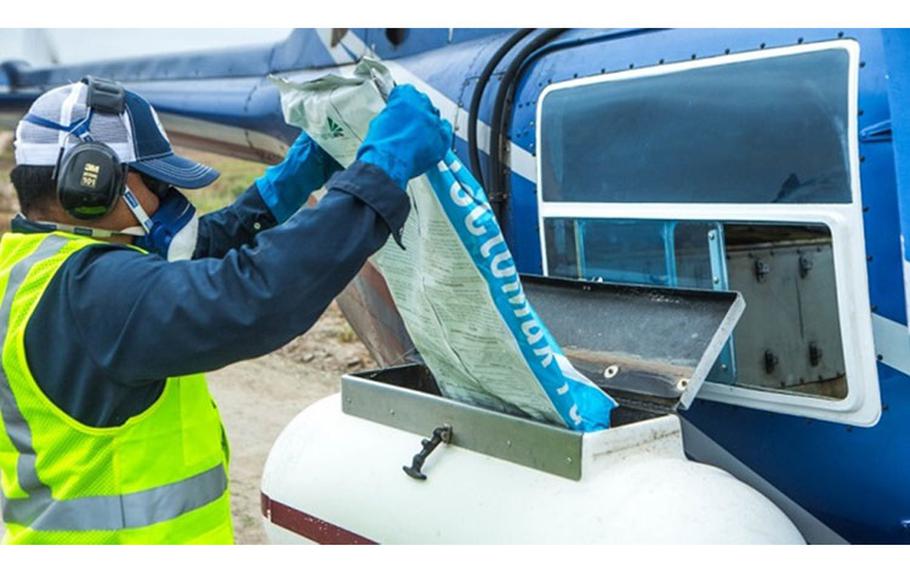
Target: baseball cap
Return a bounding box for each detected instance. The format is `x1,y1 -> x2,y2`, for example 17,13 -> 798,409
14,80 -> 219,189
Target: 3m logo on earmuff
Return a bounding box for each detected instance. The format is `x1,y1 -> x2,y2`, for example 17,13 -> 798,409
81,163 -> 101,189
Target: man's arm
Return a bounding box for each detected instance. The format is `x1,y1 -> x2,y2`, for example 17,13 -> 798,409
193,132 -> 342,259
26,162 -> 407,386
192,184 -> 279,260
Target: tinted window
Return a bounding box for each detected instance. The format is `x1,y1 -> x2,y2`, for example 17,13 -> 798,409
545,218 -> 716,288
540,49 -> 852,204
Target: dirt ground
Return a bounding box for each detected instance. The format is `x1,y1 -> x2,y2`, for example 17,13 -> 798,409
0,134 -> 375,544
208,306 -> 374,544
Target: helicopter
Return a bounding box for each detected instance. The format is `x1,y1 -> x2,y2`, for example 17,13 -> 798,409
2,28 -> 908,544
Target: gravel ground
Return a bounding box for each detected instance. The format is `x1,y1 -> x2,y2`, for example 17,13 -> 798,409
0,134 -> 376,544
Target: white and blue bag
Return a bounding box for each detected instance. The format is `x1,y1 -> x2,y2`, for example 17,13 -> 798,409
274,60 -> 616,431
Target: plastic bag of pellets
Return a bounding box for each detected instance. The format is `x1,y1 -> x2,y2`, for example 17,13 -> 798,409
272,59 -> 617,431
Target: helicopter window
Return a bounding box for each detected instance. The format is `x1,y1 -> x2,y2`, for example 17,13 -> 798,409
538,48 -> 851,204
537,41 -> 879,425
545,218 -> 848,400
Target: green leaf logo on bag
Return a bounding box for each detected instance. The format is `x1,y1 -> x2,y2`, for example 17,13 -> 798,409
327,116 -> 345,138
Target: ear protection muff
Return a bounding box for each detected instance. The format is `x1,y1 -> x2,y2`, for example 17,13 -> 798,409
53,76 -> 128,220
56,140 -> 127,220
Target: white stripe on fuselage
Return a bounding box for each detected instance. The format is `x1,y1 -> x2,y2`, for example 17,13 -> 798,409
872,313 -> 910,376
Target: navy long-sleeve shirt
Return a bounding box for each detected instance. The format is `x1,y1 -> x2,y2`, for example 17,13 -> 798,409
17,161 -> 408,427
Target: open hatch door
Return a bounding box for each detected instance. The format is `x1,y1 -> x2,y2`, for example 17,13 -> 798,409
522,275 -> 745,414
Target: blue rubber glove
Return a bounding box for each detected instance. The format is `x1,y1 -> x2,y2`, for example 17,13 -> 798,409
356,84 -> 454,189
256,131 -> 344,223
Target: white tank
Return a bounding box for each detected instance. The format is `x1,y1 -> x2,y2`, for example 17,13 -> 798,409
261,382 -> 805,544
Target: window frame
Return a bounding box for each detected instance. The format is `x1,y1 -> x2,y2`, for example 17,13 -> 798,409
535,40 -> 881,427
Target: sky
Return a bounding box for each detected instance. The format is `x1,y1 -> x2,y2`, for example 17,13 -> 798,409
0,29 -> 292,67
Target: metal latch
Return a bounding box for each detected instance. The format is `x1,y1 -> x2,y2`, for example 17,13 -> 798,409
403,425 -> 452,481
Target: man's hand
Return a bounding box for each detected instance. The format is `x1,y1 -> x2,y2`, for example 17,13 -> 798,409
255,131 -> 344,223
356,85 -> 454,189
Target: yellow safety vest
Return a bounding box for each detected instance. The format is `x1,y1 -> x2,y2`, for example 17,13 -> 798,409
0,232 -> 233,544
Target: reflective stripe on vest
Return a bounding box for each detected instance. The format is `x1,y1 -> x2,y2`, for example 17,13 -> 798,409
1,465 -> 227,531
0,235 -> 227,532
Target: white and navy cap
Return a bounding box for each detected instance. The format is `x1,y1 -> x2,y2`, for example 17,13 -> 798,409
14,81 -> 219,189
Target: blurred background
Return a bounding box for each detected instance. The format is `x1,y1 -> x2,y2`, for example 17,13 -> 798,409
0,29 -> 292,66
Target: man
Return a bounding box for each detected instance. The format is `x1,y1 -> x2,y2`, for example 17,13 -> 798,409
0,76 -> 452,544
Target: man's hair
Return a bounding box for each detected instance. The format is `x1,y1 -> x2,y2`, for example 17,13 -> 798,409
9,164 -> 56,217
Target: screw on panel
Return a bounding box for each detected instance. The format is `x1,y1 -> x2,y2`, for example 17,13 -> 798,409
799,254 -> 814,278
603,365 -> 620,379
754,259 -> 771,282
809,342 -> 823,367
764,350 -> 779,374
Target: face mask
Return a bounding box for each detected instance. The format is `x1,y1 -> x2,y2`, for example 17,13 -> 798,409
131,186 -> 199,261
